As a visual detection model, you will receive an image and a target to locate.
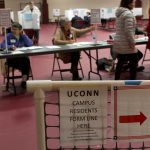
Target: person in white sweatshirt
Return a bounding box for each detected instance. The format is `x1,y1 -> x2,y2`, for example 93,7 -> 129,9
22,1 -> 41,45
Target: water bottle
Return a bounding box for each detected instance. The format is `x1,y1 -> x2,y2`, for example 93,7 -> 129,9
92,32 -> 97,44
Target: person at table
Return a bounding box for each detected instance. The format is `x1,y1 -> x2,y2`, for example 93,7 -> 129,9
71,13 -> 84,29
113,0 -> 144,80
22,1 -> 41,45
53,17 -> 95,80
84,12 -> 91,27
1,22 -> 33,89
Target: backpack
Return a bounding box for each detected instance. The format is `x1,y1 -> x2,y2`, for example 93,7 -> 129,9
96,58 -> 114,71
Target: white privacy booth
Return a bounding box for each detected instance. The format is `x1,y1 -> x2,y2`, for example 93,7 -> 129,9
18,10 -> 40,29
27,80 -> 150,150
100,7 -> 142,19
65,8 -> 90,20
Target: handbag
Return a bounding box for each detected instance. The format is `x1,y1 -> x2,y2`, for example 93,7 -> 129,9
96,58 -> 114,71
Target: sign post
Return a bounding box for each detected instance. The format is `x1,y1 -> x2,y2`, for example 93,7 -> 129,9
0,9 -> 11,54
90,9 -> 100,45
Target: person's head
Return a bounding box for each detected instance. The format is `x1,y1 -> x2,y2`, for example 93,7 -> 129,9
11,22 -> 23,36
120,0 -> 135,10
87,12 -> 91,16
59,17 -> 71,31
29,1 -> 34,9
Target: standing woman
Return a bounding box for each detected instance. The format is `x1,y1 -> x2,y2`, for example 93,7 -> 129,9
54,17 -> 94,80
113,0 -> 140,80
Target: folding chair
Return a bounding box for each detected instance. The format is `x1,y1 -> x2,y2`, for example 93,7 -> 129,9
2,59 -> 33,95
141,47 -> 150,65
51,53 -> 84,80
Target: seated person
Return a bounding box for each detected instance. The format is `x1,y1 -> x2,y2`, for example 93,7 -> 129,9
71,14 -> 84,29
53,17 -> 95,80
84,12 -> 91,27
1,22 -> 33,89
101,19 -> 107,27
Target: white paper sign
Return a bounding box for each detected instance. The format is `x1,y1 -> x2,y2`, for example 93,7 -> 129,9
91,9 -> 100,24
112,84 -> 150,141
0,9 -> 11,27
53,9 -> 60,17
60,85 -> 108,147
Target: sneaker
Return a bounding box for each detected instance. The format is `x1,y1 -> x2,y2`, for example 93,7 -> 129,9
136,66 -> 145,72
21,81 -> 26,89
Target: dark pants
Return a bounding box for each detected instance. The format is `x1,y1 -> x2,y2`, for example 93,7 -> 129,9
33,29 -> 40,44
71,51 -> 80,79
7,57 -> 30,79
115,53 -> 139,80
24,29 -> 39,45
137,50 -> 143,61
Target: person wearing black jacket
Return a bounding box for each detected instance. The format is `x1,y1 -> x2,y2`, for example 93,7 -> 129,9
71,14 -> 84,29
84,12 -> 91,27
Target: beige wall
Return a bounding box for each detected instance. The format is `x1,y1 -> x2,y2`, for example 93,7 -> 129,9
47,0 -> 150,21
5,0 -> 42,21
4,0 -> 150,22
48,0 -> 120,21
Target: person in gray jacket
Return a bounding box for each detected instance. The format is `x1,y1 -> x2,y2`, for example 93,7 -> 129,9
113,0 -> 142,80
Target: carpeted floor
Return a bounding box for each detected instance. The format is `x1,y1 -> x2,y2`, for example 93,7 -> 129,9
0,23 -> 150,150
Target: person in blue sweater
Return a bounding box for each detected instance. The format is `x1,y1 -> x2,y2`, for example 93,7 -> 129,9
1,22 -> 33,89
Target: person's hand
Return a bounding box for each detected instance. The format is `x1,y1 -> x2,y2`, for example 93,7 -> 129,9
20,30 -> 24,35
69,39 -> 75,44
12,45 -> 16,50
130,44 -> 135,50
89,26 -> 96,31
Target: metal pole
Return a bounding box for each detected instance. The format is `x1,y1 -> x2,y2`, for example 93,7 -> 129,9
4,27 -> 8,53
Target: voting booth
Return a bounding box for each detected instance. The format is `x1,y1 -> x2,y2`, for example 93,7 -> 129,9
18,11 -> 40,29
28,80 -> 150,150
18,10 -> 40,44
65,9 -> 90,21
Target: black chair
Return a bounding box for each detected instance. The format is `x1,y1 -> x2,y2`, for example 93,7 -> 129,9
4,61 -> 33,95
141,47 -> 150,65
51,53 -> 84,80
51,39 -> 84,80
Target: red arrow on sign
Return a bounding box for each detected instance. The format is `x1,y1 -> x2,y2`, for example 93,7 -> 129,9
119,112 -> 147,125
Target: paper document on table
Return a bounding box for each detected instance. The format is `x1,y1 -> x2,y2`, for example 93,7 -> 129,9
27,46 -> 43,50
72,41 -> 103,46
12,50 -> 24,54
45,46 -> 61,49
16,47 -> 28,51
72,42 -> 92,46
66,42 -> 92,47
16,46 -> 43,51
135,36 -> 148,42
75,42 -> 92,45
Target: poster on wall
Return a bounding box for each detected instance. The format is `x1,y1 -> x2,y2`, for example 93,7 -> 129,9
90,9 -> 100,24
0,9 -> 11,27
53,9 -> 60,17
60,85 -> 108,147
